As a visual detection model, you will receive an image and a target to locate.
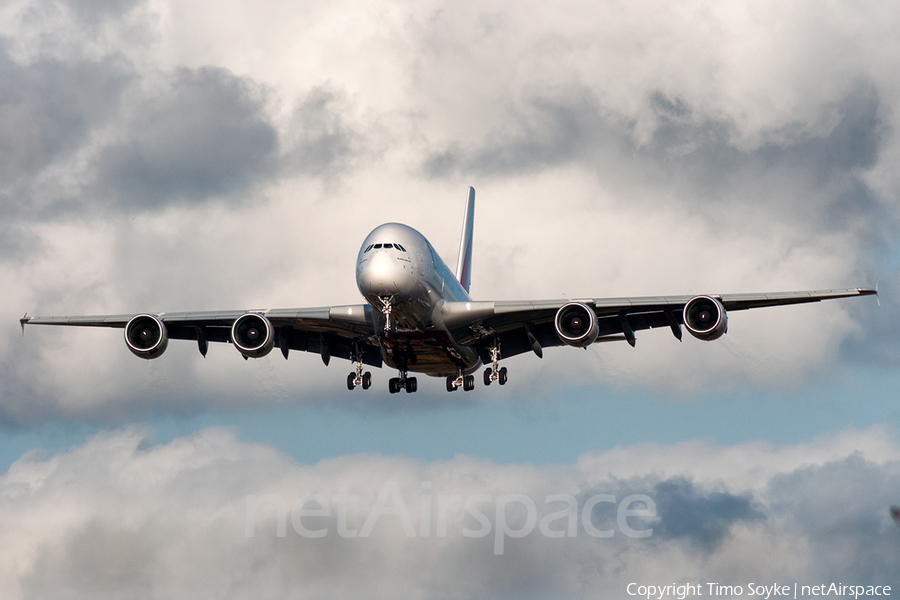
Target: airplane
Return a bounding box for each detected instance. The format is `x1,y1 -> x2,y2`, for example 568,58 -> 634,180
20,187 -> 877,394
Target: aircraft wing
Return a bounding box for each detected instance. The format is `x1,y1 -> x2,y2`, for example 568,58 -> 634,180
20,305 -> 384,367
440,288 -> 877,362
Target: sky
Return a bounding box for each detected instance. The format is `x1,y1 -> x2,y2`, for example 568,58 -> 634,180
1,0 -> 900,597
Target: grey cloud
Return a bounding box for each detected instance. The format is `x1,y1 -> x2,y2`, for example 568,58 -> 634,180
0,43 -> 132,187
24,519 -> 157,600
652,85 -> 888,232
0,44 -> 131,259
93,67 -> 279,211
767,454 -> 900,583
651,477 -> 765,552
579,476 -> 765,554
61,0 -> 143,24
422,84 -> 889,235
282,87 -> 365,178
422,89 -> 617,178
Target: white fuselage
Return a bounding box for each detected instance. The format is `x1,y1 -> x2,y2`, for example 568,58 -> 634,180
355,223 -> 479,376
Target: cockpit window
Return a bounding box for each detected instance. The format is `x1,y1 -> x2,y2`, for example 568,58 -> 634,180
395,243 -> 406,252
373,243 -> 383,249
383,243 -> 393,249
364,244 -> 374,253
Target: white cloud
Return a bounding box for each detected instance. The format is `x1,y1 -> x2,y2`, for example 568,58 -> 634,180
1,425 -> 898,599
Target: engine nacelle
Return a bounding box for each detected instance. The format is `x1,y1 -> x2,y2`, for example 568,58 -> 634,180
125,314 -> 168,359
231,313 -> 274,358
555,302 -> 599,347
683,295 -> 728,341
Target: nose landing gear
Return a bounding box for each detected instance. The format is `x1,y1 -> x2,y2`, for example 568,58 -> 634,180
379,296 -> 393,334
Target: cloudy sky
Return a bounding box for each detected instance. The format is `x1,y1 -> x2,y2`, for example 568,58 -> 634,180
1,0 -> 900,597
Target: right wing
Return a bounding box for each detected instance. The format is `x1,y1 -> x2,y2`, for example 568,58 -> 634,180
20,305 -> 384,367
437,288 -> 877,363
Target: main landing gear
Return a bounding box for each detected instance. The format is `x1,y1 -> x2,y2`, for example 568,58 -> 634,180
446,372 -> 475,392
484,366 -> 508,386
347,348 -> 372,391
389,370 -> 417,394
482,345 -> 508,387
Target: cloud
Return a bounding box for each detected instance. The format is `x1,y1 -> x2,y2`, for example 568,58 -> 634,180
1,426 -> 898,599
281,86 -> 368,178
0,42 -> 132,217
59,0 -> 143,24
650,477 -> 765,552
92,66 -> 279,211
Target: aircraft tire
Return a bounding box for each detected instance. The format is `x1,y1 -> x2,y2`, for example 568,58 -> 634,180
347,373 -> 355,390
463,375 -> 475,391
446,377 -> 456,392
483,368 -> 492,386
362,372 -> 372,390
499,367 -> 508,385
406,377 -> 417,393
389,377 -> 400,394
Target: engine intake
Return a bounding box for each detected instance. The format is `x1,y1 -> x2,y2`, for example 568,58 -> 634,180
555,302 -> 599,347
683,295 -> 727,341
231,313 -> 274,358
125,314 -> 168,359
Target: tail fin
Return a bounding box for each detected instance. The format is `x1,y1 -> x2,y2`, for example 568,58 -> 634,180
455,186 -> 475,293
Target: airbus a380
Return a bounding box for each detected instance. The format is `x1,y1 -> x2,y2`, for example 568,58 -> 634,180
21,187 -> 876,394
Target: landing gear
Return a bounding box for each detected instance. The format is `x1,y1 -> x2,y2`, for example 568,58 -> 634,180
379,296 -> 393,333
347,370 -> 372,390
388,369 -> 417,394
347,350 -> 372,391
446,369 -> 475,392
483,344 -> 508,386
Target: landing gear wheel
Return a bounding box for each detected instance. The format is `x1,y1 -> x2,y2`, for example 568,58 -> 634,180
446,376 -> 456,392
362,371 -> 372,390
498,367 -> 508,385
347,373 -> 356,390
405,377 -> 417,393
389,377 -> 401,394
484,368 -> 492,386
463,375 -> 475,391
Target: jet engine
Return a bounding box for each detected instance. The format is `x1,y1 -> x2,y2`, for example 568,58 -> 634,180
231,313 -> 274,358
554,302 -> 599,347
124,314 -> 168,359
683,295 -> 727,341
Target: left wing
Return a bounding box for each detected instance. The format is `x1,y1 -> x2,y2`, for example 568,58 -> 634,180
21,305 -> 384,367
438,288 -> 877,362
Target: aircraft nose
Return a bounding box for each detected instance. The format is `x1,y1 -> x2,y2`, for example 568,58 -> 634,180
357,251 -> 416,298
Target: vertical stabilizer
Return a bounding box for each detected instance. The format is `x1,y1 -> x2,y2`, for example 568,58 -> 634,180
456,186 -> 475,293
